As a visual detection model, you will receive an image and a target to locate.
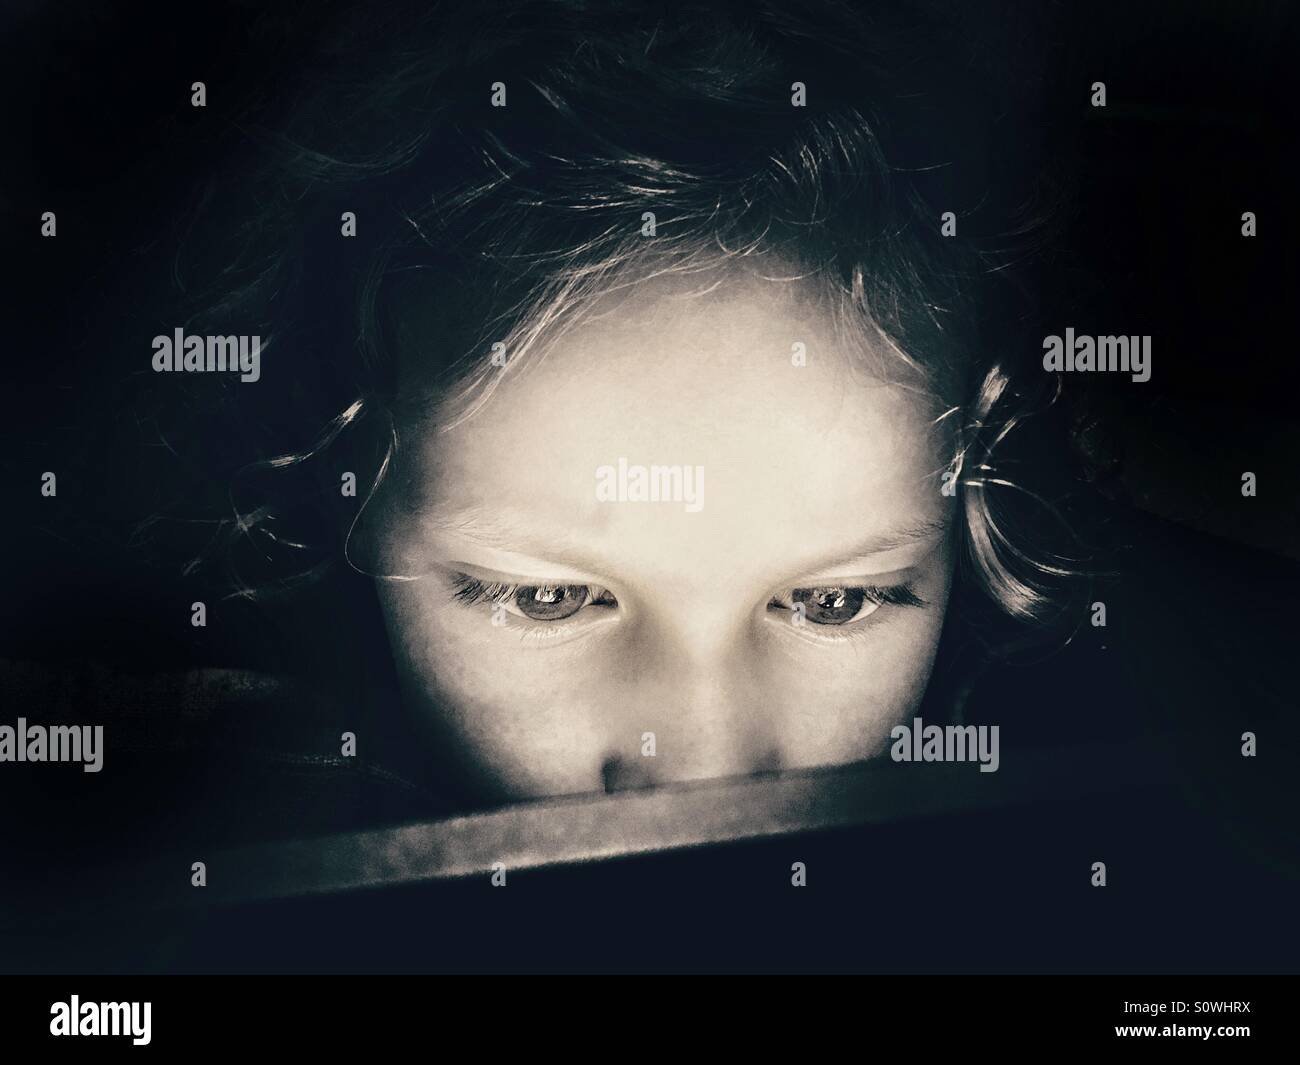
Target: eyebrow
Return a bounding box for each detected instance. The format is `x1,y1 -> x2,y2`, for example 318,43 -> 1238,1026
421,507 -> 951,578
795,515 -> 952,576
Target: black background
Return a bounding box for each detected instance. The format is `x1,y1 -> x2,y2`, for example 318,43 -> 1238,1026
0,0 -> 1297,978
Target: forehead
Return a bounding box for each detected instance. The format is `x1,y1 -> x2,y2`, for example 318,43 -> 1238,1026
404,270 -> 950,583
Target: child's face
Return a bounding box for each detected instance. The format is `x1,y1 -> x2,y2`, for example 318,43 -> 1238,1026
374,271 -> 956,801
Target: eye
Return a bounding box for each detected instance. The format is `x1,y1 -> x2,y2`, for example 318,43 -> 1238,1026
794,586 -> 871,625
514,583 -> 588,621
768,583 -> 924,626
450,574 -> 618,622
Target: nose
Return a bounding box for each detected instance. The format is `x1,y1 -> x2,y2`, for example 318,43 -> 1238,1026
600,746 -> 782,792
599,639 -> 784,792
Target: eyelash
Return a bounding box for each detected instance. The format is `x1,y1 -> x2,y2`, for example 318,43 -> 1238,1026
450,575 -> 616,608
766,583 -> 925,612
451,576 -> 528,607
448,573 -> 924,627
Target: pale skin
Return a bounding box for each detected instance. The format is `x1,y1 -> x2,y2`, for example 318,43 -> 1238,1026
371,268 -> 957,802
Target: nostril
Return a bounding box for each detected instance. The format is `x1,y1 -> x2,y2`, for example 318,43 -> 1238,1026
601,754 -> 656,794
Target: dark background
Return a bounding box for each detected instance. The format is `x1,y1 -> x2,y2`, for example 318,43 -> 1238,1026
0,0 -> 1296,974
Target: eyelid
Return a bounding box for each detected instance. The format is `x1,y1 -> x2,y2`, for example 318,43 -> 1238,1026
768,570 -> 920,601
791,532 -> 948,586
443,560 -> 607,589
771,581 -> 925,605
434,545 -> 608,586
448,572 -> 613,610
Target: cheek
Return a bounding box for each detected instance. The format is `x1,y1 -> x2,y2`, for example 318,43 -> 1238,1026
761,574 -> 952,766
376,550 -> 955,799
376,582 -> 614,795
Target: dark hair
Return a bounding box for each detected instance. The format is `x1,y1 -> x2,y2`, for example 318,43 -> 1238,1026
161,0 -> 1096,636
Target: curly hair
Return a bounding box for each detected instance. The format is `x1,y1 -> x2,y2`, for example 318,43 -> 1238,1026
159,0 -> 1096,637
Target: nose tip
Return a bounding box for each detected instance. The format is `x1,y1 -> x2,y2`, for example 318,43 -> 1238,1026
600,746 -> 784,794
601,755 -> 644,794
